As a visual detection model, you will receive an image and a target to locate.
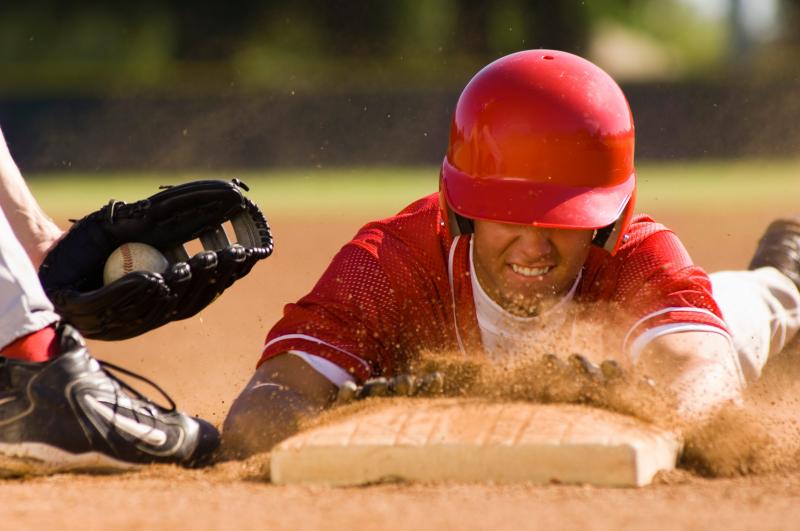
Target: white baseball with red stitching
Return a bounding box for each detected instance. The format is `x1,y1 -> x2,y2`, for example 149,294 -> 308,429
103,242 -> 169,285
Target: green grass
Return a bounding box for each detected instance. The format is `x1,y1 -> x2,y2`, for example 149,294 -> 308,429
635,159 -> 800,209
28,159 -> 800,218
29,167 -> 438,218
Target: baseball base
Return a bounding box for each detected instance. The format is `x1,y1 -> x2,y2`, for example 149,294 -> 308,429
270,399 -> 681,487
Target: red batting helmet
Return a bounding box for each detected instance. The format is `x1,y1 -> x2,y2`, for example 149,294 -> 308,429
439,49 -> 636,254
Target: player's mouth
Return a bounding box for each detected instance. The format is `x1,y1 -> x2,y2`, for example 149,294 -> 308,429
509,263 -> 554,277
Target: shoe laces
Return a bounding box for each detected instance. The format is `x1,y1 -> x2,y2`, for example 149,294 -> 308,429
97,360 -> 177,413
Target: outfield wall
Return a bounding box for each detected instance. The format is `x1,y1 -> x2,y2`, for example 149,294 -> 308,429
2,82 -> 799,171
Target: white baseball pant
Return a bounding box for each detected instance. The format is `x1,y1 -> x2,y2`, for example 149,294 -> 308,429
711,266 -> 800,381
0,204 -> 60,350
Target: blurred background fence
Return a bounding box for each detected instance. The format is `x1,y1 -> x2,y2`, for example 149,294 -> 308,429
1,0 -> 799,170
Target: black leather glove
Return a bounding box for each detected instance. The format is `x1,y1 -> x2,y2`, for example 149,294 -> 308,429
39,179 -> 273,340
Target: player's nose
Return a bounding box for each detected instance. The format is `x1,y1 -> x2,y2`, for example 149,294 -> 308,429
514,226 -> 553,258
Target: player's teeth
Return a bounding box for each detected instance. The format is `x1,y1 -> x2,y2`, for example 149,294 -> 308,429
511,264 -> 550,277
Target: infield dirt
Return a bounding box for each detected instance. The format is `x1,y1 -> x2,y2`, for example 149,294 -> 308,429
3,205 -> 800,530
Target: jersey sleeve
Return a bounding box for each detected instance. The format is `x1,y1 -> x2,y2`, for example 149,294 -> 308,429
259,223 -> 450,383
259,243 -> 399,381
591,219 -> 731,362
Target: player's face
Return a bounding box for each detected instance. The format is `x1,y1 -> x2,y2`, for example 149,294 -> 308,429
472,220 -> 594,316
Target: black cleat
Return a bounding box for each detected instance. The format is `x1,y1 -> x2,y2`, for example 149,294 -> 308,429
0,324 -> 219,476
749,217 -> 800,288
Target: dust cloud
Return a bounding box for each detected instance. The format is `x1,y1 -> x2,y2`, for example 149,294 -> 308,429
304,313 -> 800,479
682,346 -> 800,477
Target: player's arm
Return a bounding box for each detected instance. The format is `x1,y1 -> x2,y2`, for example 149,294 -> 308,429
638,330 -> 743,420
222,353 -> 339,458
612,223 -> 746,420
223,239 -> 422,457
0,127 -> 63,268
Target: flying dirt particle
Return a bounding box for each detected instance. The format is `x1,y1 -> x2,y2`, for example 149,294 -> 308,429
300,311 -> 800,479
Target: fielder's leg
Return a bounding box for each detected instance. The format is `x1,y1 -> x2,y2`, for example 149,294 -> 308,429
0,205 -> 220,473
0,203 -> 60,350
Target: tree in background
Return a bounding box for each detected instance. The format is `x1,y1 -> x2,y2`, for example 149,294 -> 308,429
0,0 -> 797,94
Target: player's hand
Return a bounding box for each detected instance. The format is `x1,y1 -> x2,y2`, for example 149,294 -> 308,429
334,372 -> 445,404
532,353 -> 631,403
38,179 -> 273,340
541,353 -> 624,382
535,353 -> 671,423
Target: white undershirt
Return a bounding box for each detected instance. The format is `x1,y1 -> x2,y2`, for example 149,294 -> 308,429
469,237 -> 581,360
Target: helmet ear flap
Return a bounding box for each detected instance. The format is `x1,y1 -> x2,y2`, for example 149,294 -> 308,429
591,193 -> 635,255
591,222 -> 617,251
440,173 -> 475,236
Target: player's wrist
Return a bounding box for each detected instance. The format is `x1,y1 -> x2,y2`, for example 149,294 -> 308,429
29,223 -> 65,270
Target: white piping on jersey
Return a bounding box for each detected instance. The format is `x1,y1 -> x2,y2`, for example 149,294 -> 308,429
627,322 -> 746,386
263,333 -> 371,372
447,235 -> 467,356
622,306 -> 727,354
287,350 -> 354,387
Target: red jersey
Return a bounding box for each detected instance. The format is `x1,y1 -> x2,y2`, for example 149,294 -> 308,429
260,193 -> 728,381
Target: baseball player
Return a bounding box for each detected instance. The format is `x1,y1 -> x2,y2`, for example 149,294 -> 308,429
222,50 -> 800,457
0,125 -> 272,473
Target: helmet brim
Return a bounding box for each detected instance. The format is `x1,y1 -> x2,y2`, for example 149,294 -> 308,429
441,159 -> 635,229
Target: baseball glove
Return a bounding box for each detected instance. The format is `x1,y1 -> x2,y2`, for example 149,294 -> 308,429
39,179 -> 273,340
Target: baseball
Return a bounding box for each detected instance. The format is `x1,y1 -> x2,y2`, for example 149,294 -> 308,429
103,242 -> 170,285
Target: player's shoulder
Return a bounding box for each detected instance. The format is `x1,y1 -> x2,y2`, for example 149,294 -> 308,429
349,193 -> 446,256
377,193 -> 441,229
580,213 -> 698,300
609,212 -> 695,273
616,213 -> 677,252
583,213 -> 688,279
